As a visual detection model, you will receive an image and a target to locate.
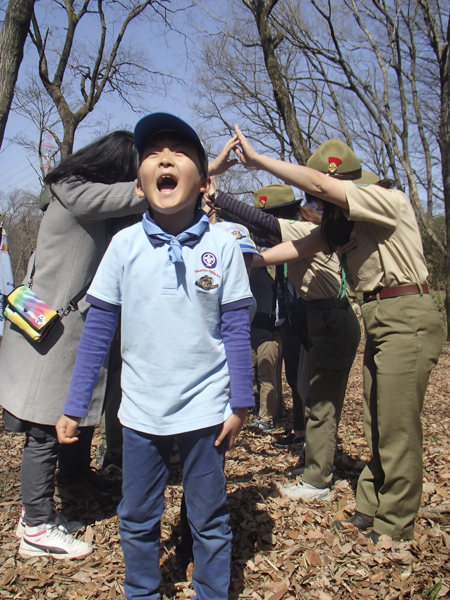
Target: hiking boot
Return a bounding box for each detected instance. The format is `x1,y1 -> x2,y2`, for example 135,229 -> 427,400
280,481 -> 332,501
365,530 -> 381,544
250,417 -> 274,433
290,464 -> 305,476
274,432 -> 305,448
16,507 -> 85,539
334,511 -> 374,532
19,523 -> 93,560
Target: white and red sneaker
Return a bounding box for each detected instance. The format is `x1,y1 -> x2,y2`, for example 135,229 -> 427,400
19,523 -> 92,560
16,507 -> 84,539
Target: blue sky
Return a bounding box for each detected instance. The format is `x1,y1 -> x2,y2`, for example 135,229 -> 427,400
0,0 -> 218,195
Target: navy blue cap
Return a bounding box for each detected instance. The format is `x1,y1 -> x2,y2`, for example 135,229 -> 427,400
134,112 -> 207,161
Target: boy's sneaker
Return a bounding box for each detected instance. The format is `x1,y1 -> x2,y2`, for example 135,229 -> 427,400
280,481 -> 332,501
250,417 -> 274,433
15,507 -> 85,539
19,523 -> 93,560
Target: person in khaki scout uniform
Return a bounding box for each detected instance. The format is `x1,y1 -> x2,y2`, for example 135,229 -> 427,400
277,204 -> 361,501
203,165 -> 361,499
232,129 -> 444,541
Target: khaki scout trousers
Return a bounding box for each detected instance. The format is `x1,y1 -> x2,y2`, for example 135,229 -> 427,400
356,294 -> 444,539
303,299 -> 361,489
252,335 -> 282,422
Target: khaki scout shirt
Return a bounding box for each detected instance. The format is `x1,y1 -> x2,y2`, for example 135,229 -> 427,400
343,182 -> 429,293
279,219 -> 341,300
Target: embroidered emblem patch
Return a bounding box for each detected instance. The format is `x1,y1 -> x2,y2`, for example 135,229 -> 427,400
259,195 -> 267,208
195,275 -> 219,291
202,252 -> 217,268
231,230 -> 245,240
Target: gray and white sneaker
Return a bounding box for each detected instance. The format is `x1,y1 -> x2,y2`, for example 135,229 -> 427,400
280,481 -> 332,501
19,523 -> 93,560
251,417 -> 274,433
16,507 -> 84,539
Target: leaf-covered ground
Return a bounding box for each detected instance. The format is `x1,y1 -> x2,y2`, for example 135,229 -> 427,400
1,344 -> 449,600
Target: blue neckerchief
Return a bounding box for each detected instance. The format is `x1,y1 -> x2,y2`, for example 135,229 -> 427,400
142,210 -> 209,263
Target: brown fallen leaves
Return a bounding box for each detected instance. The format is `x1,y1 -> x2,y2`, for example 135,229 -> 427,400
0,344 -> 449,599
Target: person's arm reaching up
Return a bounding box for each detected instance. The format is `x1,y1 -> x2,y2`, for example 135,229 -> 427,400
233,125 -> 349,210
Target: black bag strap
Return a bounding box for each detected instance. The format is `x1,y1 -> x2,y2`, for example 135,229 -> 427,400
27,256 -> 36,289
58,282 -> 92,317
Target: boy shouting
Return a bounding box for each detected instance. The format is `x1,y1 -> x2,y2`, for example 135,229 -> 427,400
56,113 -> 254,599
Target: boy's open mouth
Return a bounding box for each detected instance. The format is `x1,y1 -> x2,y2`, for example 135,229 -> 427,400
157,175 -> 177,192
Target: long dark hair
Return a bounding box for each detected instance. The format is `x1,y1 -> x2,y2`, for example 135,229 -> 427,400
320,178 -> 396,252
45,130 -> 137,185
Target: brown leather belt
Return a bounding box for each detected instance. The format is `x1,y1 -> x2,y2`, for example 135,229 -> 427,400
363,284 -> 429,303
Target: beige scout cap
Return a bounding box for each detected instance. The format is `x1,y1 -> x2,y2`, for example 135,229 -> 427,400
306,139 -> 379,185
254,183 -> 302,211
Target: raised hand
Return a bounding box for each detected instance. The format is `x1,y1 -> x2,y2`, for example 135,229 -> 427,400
208,135 -> 240,176
233,124 -> 260,168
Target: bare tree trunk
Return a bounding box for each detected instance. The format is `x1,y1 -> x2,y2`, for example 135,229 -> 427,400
0,0 -> 35,150
437,31 -> 450,341
28,0 -> 163,158
419,0 -> 450,339
440,85 -> 450,340
242,0 -> 311,165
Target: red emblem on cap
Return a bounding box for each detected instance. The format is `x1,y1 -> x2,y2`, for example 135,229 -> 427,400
259,196 -> 267,208
328,156 -> 342,174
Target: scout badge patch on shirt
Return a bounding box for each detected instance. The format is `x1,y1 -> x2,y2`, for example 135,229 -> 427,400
202,252 -> 217,269
196,251 -> 221,290
195,275 -> 219,291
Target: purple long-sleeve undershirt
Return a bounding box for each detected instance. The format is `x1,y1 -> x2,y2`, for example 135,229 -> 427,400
215,191 -> 282,244
63,299 -> 254,418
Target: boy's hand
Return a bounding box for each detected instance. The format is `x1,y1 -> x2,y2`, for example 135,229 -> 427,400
208,135 -> 240,176
215,407 -> 248,451
234,125 -> 261,168
56,415 -> 82,444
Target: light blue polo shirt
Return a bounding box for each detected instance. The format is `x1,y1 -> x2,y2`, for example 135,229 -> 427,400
88,216 -> 252,436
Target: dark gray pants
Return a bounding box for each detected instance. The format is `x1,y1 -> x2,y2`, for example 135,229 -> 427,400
21,426 -> 59,525
303,299 -> 361,489
21,425 -> 94,525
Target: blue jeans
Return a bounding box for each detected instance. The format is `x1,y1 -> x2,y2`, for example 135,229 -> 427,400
118,425 -> 231,600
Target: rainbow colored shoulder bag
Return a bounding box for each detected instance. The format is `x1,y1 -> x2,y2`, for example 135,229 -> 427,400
4,286 -> 59,342
3,254 -> 91,343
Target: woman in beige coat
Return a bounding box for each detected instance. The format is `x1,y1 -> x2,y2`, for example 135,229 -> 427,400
0,131 -> 144,559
